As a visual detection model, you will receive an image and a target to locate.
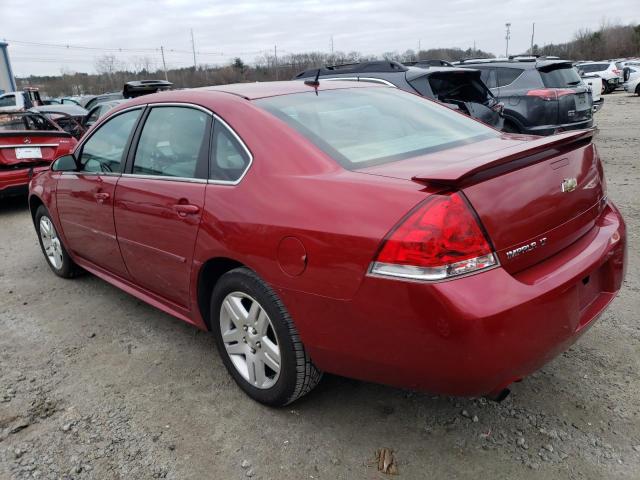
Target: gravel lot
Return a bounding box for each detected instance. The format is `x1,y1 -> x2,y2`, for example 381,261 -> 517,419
1,91 -> 639,480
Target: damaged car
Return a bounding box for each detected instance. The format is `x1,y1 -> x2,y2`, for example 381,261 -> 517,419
0,111 -> 77,198
294,61 -> 504,129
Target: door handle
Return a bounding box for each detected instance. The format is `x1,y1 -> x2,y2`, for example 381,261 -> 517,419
173,204 -> 200,217
94,192 -> 110,204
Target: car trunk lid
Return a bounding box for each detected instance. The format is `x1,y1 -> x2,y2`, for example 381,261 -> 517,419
0,131 -> 72,169
357,129 -> 605,273
536,62 -> 593,126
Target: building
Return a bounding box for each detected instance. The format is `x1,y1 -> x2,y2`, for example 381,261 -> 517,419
0,42 -> 17,94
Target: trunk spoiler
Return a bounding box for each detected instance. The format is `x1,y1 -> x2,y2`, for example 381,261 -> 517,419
412,129 -> 595,187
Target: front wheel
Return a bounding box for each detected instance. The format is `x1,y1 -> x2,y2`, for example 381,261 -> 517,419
210,267 -> 322,406
35,205 -> 80,278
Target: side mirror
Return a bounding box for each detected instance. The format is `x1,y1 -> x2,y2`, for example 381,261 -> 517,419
51,154 -> 78,172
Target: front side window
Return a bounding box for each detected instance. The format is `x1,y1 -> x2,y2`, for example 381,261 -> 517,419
79,109 -> 141,173
210,121 -> 251,182
132,106 -> 209,178
256,87 -> 497,169
0,95 -> 16,108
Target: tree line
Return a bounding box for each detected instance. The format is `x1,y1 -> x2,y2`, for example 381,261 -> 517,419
16,22 -> 640,98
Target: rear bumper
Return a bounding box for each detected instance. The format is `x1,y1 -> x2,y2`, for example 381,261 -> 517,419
523,118 -> 594,136
0,166 -> 50,198
283,202 -> 626,396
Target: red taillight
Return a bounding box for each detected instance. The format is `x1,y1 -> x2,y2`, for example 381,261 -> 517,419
612,68 -> 621,75
526,88 -> 574,101
370,192 -> 497,281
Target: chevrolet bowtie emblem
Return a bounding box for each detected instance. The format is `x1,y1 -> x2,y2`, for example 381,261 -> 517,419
23,137 -> 31,144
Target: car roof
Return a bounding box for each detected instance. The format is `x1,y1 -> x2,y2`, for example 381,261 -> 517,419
459,59 -> 572,69
195,80 -> 386,100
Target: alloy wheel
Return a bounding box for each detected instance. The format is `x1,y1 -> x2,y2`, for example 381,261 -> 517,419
39,216 -> 63,270
219,292 -> 281,389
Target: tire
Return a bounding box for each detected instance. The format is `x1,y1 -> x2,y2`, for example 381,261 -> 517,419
210,267 -> 322,406
636,85 -> 640,97
35,205 -> 80,278
601,82 -> 606,95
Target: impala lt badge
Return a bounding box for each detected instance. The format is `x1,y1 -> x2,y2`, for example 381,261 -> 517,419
561,177 -> 578,193
506,237 -> 548,260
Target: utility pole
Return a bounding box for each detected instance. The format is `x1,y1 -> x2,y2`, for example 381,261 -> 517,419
505,23 -> 511,58
274,45 -> 278,80
473,40 -> 476,53
530,22 -> 535,53
160,46 -> 168,81
191,29 -> 197,69
330,35 -> 334,55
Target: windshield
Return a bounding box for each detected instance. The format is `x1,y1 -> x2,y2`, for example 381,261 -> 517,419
255,87 -> 497,169
578,63 -> 609,73
540,65 -> 583,87
0,112 -> 59,132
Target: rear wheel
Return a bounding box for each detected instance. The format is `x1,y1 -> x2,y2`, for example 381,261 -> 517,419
210,267 -> 322,406
636,85 -> 640,96
35,206 -> 80,278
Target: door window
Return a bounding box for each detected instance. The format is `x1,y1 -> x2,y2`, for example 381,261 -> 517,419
477,68 -> 498,89
78,109 -> 141,173
132,106 -> 209,179
0,95 -> 16,107
210,121 -> 251,182
496,68 -> 524,87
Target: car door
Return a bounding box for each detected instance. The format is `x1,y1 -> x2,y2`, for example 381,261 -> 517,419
113,105 -> 211,307
55,107 -> 142,278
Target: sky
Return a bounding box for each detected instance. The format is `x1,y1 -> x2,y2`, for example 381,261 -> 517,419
2,0 -> 639,76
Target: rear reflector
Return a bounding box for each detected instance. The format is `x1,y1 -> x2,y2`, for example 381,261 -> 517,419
369,192 -> 497,281
526,88 -> 575,101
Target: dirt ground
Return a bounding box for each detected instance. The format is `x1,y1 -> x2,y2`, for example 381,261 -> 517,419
1,91 -> 639,480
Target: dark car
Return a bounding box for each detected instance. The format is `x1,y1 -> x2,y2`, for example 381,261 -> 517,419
123,80 -> 173,98
84,92 -> 124,111
294,61 -> 504,129
29,82 -> 625,406
84,99 -> 127,128
457,58 -> 593,135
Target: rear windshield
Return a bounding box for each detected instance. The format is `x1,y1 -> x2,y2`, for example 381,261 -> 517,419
578,63 -> 609,73
0,113 -> 58,132
540,65 -> 583,87
255,88 -> 497,169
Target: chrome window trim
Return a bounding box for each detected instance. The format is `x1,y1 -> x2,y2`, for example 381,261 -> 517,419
75,104 -> 146,154
59,171 -> 121,177
322,77 -> 396,87
121,173 -> 207,184
0,144 -> 60,149
131,102 -> 253,186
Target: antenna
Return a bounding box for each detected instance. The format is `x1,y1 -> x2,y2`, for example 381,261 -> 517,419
304,68 -> 321,87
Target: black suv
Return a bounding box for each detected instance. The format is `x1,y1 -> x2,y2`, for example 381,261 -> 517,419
457,58 -> 593,135
294,61 -> 504,129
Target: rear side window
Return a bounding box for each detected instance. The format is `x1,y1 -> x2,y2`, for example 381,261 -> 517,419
540,65 -> 582,88
79,109 -> 141,173
209,121 -> 251,183
477,68 -> 497,89
578,63 -> 609,73
133,106 -> 209,179
496,68 -> 523,87
256,88 -> 497,169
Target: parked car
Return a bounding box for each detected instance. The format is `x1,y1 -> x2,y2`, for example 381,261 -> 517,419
458,58 -> 593,135
84,92 -> 124,111
623,75 -> 640,96
29,81 -> 625,406
83,99 -> 127,128
0,88 -> 44,112
579,73 -> 604,112
123,80 -> 173,98
294,61 -> 504,129
0,111 -> 76,198
575,62 -> 622,93
32,105 -> 88,139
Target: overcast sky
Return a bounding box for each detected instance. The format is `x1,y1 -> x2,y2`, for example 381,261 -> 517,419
2,0 -> 639,76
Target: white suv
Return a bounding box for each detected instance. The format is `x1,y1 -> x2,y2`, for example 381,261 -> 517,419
623,76 -> 640,96
576,62 -> 623,94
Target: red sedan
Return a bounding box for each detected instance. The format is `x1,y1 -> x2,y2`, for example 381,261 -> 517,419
1,111 -> 76,198
28,81 -> 626,406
